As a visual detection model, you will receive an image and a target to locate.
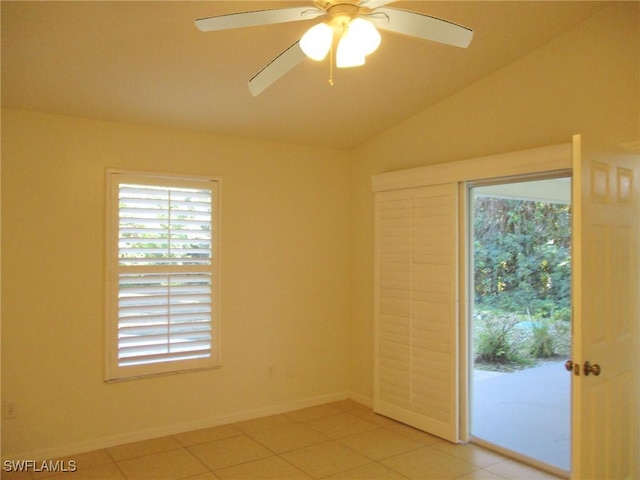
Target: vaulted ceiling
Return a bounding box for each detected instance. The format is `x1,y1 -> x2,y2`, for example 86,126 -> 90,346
1,1 -> 607,149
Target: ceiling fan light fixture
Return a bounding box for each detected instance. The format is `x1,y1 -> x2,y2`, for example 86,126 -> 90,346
300,22 -> 333,61
336,31 -> 365,68
347,18 -> 381,56
195,2 -> 474,95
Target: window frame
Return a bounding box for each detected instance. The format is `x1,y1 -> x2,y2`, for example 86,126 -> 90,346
105,169 -> 221,381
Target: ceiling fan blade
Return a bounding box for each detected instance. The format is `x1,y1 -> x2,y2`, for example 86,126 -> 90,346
371,7 -> 473,48
248,41 -> 307,96
195,7 -> 323,32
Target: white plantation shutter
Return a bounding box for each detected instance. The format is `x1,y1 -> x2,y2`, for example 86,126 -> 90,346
106,172 -> 220,380
118,184 -> 213,266
117,273 -> 212,366
374,183 -> 459,442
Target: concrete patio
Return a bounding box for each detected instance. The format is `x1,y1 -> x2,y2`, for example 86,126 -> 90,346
471,360 -> 571,472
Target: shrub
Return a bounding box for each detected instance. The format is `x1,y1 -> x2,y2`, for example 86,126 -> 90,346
529,319 -> 556,358
475,314 -> 523,364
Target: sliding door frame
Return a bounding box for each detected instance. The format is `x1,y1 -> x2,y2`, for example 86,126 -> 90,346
372,143 -> 572,445
464,173 -> 573,478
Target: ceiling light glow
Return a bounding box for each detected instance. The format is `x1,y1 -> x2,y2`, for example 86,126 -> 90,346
336,29 -> 365,68
300,22 -> 333,61
300,17 -> 381,67
346,18 -> 380,56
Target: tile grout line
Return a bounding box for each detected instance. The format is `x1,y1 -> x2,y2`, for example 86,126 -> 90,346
14,401 -> 562,480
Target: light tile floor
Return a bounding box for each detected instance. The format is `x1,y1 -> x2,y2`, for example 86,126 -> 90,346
4,400 -> 562,480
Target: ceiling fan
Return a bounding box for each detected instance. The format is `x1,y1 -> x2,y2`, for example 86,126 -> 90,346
195,1 -> 473,96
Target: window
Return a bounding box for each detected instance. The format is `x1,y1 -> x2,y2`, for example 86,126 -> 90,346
106,171 -> 220,380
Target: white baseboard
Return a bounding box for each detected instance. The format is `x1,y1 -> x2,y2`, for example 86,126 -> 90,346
4,391 -> 358,462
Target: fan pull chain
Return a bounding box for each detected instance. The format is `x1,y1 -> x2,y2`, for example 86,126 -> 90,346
328,42 -> 334,86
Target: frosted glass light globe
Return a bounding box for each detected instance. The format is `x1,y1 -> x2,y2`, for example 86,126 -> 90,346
300,22 -> 333,61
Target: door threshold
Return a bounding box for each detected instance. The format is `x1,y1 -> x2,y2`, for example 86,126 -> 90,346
469,436 -> 571,479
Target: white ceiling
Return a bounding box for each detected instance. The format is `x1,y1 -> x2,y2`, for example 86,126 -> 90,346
1,1 -> 607,149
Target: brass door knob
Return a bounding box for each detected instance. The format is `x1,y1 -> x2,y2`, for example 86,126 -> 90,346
584,361 -> 601,376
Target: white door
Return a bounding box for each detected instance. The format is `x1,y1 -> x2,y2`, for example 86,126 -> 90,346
374,183 -> 459,442
571,134 -> 639,479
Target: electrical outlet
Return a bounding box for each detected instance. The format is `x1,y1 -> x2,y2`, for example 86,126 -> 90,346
2,401 -> 16,419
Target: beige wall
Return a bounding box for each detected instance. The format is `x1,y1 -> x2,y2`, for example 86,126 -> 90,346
1,110 -> 352,457
348,2 -> 639,399
2,2 -> 638,459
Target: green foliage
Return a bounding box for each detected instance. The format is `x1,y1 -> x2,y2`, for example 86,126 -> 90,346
529,319 -> 556,358
473,198 -> 571,314
475,314 -> 524,364
473,196 -> 572,365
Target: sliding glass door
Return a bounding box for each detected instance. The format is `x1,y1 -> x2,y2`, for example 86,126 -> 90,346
469,176 -> 572,473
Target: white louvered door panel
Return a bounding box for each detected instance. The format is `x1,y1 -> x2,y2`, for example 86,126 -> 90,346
374,183 -> 459,443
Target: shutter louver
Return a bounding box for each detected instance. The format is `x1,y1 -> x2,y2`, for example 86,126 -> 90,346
108,177 -> 219,377
374,184 -> 459,442
118,273 -> 212,366
118,184 -> 212,266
